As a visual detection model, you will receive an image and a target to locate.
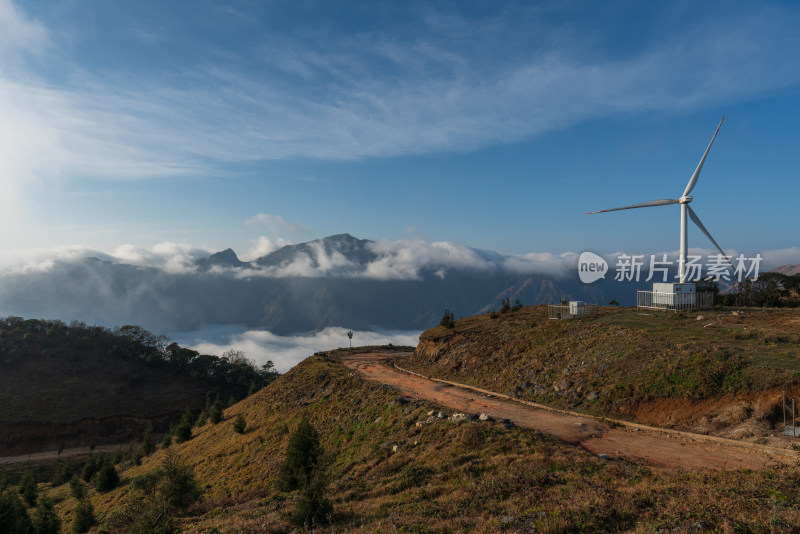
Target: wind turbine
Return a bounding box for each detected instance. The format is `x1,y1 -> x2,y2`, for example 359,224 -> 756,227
588,117 -> 728,284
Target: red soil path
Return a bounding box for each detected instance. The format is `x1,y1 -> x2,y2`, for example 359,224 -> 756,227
343,352 -> 800,471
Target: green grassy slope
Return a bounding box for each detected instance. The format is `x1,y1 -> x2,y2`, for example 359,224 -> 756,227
37,347 -> 800,533
405,306 -> 800,438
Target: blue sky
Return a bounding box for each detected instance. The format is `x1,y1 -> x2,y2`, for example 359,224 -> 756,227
2,0 -> 799,264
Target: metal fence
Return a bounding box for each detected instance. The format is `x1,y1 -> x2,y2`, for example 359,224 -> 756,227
548,303 -> 598,320
636,291 -> 714,311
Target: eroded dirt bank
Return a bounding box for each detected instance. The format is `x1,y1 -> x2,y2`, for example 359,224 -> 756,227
343,352 -> 800,471
405,306 -> 800,449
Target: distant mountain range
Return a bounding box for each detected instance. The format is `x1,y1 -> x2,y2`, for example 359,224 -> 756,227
772,264 -> 800,276
0,234 -> 649,335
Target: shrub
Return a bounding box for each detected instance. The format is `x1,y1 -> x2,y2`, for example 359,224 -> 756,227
69,475 -> 86,499
174,413 -> 193,444
233,414 -> 247,434
294,473 -> 332,527
141,421 -> 155,456
208,398 -> 224,424
160,450 -> 201,508
279,417 -> 332,526
32,496 -> 61,534
19,468 -> 37,506
278,417 -> 322,491
72,498 -> 96,533
195,410 -> 207,427
440,309 -> 455,329
117,453 -> 198,532
81,455 -> 100,482
174,421 -> 191,443
95,463 -> 120,492
0,489 -> 33,533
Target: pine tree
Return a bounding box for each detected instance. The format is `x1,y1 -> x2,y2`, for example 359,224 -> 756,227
209,397 -> 224,424
32,496 -> 61,534
0,489 -> 33,533
19,468 -> 37,506
95,462 -> 119,492
278,417 -> 332,526
278,417 -> 321,491
72,498 -> 96,533
141,421 -> 155,456
69,475 -> 86,499
233,414 -> 247,434
174,418 -> 192,443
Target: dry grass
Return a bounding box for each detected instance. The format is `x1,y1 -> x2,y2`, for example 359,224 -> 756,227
407,306 -> 800,428
32,350 -> 800,532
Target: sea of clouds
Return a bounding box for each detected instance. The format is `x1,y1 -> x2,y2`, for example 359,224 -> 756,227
170,325 -> 421,373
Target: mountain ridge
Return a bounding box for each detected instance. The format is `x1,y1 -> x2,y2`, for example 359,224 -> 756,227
0,235 -> 664,335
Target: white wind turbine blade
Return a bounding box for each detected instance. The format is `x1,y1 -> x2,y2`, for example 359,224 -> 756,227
682,116 -> 724,197
587,198 -> 679,214
687,205 -> 729,262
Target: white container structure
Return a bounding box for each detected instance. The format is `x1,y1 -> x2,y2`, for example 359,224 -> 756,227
548,301 -> 598,319
637,282 -> 713,311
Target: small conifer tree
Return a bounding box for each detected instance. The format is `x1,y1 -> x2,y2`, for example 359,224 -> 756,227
32,496 -> 61,534
0,489 -> 33,533
69,475 -> 86,499
141,421 -> 155,456
278,417 -> 332,526
233,414 -> 247,434
72,498 -> 96,533
174,418 -> 192,444
19,468 -> 37,506
95,462 -> 119,492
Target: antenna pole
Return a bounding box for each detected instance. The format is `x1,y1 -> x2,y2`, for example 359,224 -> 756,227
783,390 -> 787,429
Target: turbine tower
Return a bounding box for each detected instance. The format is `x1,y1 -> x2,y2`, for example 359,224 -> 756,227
588,117 -> 728,283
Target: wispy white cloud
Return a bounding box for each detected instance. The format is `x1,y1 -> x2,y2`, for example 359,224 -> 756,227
0,1 -> 797,195
4,237 -> 799,281
241,236 -> 292,261
0,0 -> 49,56
245,213 -> 310,235
111,242 -> 209,274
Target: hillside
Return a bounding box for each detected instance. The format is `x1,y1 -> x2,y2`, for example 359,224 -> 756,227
25,346 -> 800,532
773,264 -> 800,276
0,318 -> 277,455
404,306 -> 800,444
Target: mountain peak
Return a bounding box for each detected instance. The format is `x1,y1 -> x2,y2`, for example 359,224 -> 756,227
254,234 -> 376,268
195,248 -> 248,270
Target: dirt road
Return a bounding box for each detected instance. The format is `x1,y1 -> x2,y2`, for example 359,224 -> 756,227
342,352 -> 800,471
0,444 -> 126,466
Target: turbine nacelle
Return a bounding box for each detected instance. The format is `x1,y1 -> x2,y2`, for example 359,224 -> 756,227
678,195 -> 693,204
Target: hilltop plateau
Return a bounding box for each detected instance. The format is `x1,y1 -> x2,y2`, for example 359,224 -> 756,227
405,306 -> 800,445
